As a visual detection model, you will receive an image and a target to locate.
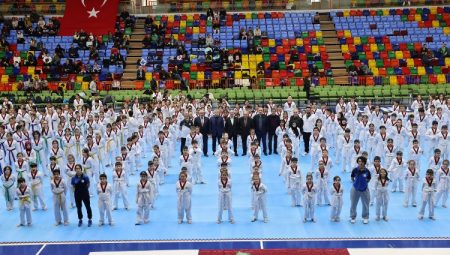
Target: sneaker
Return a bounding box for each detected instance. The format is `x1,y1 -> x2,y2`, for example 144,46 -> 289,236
412,203 -> 417,207
350,218 -> 356,224
363,218 -> 369,224
32,208 -> 37,211
429,216 -> 436,220
264,218 -> 268,223
143,220 -> 149,224
312,218 -> 317,223
99,222 -> 104,227
375,216 -> 380,221
251,217 -> 257,222
78,220 -> 83,227
88,220 -> 92,227
303,218 -> 307,223
302,152 -> 307,156
55,222 -> 62,226
17,223 -> 24,227
43,207 -> 48,211
188,220 -> 192,224
403,204 -> 408,208
230,219 -> 235,224
443,205 -> 447,208
336,217 -> 341,222
135,222 -> 141,225
64,221 -> 69,226
383,217 -> 388,221
27,223 -> 32,226
178,220 -> 182,224
216,220 -> 221,224
418,215 -> 424,220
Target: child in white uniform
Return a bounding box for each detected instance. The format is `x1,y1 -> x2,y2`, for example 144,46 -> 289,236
418,169 -> 437,220
65,154 -> 77,208
97,173 -> 113,226
388,151 -> 407,192
136,171 -> 152,225
435,159 -> 450,208
375,168 -> 390,221
1,166 -> 16,210
302,172 -> 317,223
288,158 -> 302,207
28,163 -> 47,211
189,140 -> 205,184
217,172 -> 234,224
316,160 -> 330,206
177,171 -> 193,224
113,162 -> 129,210
330,176 -> 343,222
251,177 -> 268,223
16,177 -> 32,226
404,160 -> 420,207
51,169 -> 69,226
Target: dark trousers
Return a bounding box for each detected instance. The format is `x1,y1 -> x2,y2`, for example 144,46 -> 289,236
180,138 -> 186,154
230,134 -> 238,154
268,133 -> 278,153
212,134 -> 221,153
241,134 -> 248,155
75,192 -> 92,220
202,134 -> 209,155
303,132 -> 311,153
256,132 -> 267,153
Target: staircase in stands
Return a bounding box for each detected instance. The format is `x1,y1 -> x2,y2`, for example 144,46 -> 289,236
320,12 -> 349,85
122,18 -> 146,88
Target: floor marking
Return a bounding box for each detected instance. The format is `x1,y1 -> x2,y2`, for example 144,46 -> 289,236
35,244 -> 46,255
260,240 -> 264,249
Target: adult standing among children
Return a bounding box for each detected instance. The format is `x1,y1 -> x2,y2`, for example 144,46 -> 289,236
350,156 -> 371,224
71,164 -> 93,227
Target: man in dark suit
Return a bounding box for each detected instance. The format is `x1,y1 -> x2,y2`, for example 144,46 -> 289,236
253,107 -> 268,155
194,109 -> 210,156
209,109 -> 224,153
224,109 -> 239,156
267,108 -> 280,155
239,111 -> 253,156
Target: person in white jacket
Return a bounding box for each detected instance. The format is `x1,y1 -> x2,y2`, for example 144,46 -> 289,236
403,160 -> 420,208
136,171 -> 152,225
435,159 -> 450,208
97,173 -> 113,226
1,166 -> 16,211
177,171 -> 193,224
112,162 -> 129,210
330,176 -> 343,222
251,176 -> 268,223
51,169 -> 69,226
217,172 -> 234,224
418,169 -> 437,220
375,168 -> 390,221
288,158 -> 302,207
388,151 -> 407,193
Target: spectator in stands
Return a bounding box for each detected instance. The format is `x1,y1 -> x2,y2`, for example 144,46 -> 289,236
313,12 -> 320,24
422,51 -> 438,67
303,77 -> 311,100
310,64 -> 319,77
24,52 -> 36,66
0,38 -> 9,50
112,79 -> 121,90
91,62 -> 102,73
207,8 -> 214,19
137,66 -> 146,81
17,30 -> 25,43
402,0 -> 411,6
439,43 -> 448,57
359,62 -> 372,76
239,28 -> 248,40
206,34 -> 214,47
68,44 -> 79,58
254,26 -> 262,39
89,79 -> 98,96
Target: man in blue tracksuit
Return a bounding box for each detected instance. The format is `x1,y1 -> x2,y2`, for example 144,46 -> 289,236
350,156 -> 371,224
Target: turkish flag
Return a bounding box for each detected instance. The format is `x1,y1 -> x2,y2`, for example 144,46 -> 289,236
59,0 -> 119,36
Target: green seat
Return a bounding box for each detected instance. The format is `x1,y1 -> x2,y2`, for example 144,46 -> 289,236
433,66 -> 442,74
420,76 -> 429,84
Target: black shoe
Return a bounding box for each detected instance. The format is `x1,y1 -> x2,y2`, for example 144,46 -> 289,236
274,151 -> 278,155
263,152 -> 268,156
204,154 -> 208,157
234,153 -> 238,156
269,151 -> 272,155
242,153 -> 247,156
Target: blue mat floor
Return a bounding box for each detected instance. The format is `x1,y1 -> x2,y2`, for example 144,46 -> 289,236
0,140 -> 449,243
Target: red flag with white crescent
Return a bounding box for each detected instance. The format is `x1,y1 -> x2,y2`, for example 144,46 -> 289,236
59,0 -> 119,36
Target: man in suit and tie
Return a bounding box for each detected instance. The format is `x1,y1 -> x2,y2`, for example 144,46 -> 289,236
253,107 -> 268,156
179,112 -> 194,154
239,111 -> 253,156
194,109 -> 211,156
267,106 -> 281,155
209,109 -> 224,154
225,109 -> 239,156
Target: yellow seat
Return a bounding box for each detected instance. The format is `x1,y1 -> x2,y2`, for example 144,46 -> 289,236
407,58 -> 414,67
256,55 -> 263,62
187,14 -> 194,22
432,20 -> 439,28
414,14 -> 421,22
76,76 -> 83,82
235,71 -> 242,79
389,76 -> 397,85
430,7 -> 437,14
168,15 -> 174,22
341,44 -> 349,53
198,72 -> 204,80
180,21 -> 186,28
437,74 -> 446,83
445,57 -> 450,66
268,39 -> 275,47
312,45 -> 319,54
81,82 -> 89,90
12,83 -> 18,91
250,70 -> 257,77
344,10 -> 350,17
173,34 -> 178,40
395,51 -> 403,59
368,59 -> 376,68
382,9 -> 389,16
249,62 -> 257,69
344,30 -> 352,38
370,44 -> 378,52
315,31 -> 323,38
296,38 -> 303,46
245,13 -> 251,19
444,27 -> 450,35
353,37 -> 361,45
418,66 -> 426,75
145,73 -> 152,80
193,27 -> 199,34
1,75 -> 8,83
27,66 -> 35,75
372,68 -> 379,76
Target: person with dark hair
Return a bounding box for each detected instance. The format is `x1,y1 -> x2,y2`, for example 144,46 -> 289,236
350,156 -> 371,224
71,163 -> 93,227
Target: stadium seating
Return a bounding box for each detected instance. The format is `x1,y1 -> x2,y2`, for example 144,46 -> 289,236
140,12 -> 332,89
332,6 -> 450,85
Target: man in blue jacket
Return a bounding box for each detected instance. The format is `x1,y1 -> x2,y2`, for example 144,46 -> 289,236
350,156 -> 371,224
210,109 -> 224,154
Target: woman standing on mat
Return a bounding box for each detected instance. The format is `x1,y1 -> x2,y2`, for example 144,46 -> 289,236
350,156 -> 371,224
71,164 -> 93,227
